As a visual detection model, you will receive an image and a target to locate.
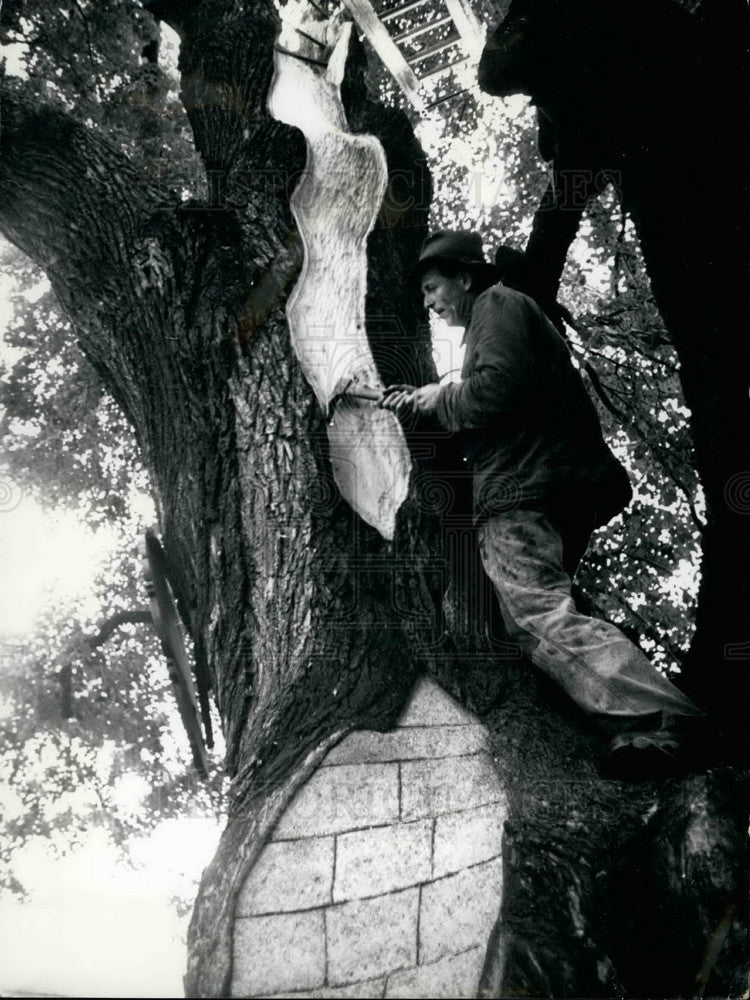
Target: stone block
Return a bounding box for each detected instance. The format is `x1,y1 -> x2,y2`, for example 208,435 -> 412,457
261,978 -> 386,998
232,910 -> 325,996
273,763 -> 399,839
397,676 -> 477,727
385,948 -> 485,998
327,888 -> 419,985
334,820 -> 432,901
432,803 -> 505,879
236,837 -> 334,915
400,755 -> 501,821
419,860 -> 503,964
323,726 -> 489,766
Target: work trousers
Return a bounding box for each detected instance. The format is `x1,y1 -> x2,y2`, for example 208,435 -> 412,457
477,507 -> 703,730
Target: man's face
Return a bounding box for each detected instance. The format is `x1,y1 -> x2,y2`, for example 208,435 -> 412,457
420,267 -> 475,327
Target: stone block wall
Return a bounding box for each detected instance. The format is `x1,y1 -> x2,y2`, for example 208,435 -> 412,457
232,676 -> 506,998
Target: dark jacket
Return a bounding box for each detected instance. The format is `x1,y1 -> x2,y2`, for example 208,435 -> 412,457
434,284 -> 631,526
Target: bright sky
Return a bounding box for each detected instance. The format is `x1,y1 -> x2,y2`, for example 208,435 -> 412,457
0,821 -> 222,998
0,501 -> 121,640
1,251 -> 223,997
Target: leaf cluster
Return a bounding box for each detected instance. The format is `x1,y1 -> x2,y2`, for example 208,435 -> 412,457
0,543 -> 226,899
0,258 -> 148,523
2,0 -> 204,200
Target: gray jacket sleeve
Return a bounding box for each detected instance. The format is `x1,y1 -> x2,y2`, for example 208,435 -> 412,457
434,289 -> 536,432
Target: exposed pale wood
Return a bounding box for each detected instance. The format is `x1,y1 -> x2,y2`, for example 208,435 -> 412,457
268,17 -> 412,540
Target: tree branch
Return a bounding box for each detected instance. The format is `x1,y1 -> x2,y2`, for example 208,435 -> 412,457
522,161 -> 610,310
559,311 -> 629,422
85,609 -> 152,649
143,0 -> 307,212
58,609 -> 152,718
141,0 -> 196,39
70,0 -> 103,101
0,89 -> 155,287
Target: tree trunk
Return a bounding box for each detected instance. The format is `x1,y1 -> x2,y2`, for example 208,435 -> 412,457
0,1 -> 746,997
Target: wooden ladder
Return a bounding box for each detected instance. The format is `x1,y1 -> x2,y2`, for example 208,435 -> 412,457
340,0 -> 484,112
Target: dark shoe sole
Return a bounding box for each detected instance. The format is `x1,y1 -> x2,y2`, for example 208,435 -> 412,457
599,745 -> 691,781
599,731 -> 692,781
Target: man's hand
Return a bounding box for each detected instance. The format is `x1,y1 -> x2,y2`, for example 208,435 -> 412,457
380,382 -> 442,418
411,383 -> 441,416
379,384 -> 416,416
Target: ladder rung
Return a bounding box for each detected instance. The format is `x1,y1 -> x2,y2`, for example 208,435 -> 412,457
393,15 -> 452,43
380,0 -> 429,22
407,33 -> 460,65
417,54 -> 467,81
424,87 -> 469,109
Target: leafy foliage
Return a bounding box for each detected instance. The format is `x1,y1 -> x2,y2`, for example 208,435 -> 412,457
1,0 -> 204,199
567,198 -> 702,669
0,538 -> 226,898
0,256 -> 147,523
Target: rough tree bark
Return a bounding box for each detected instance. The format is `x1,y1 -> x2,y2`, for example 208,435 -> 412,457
0,1 -> 746,997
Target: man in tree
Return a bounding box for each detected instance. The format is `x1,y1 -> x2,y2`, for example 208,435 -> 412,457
381,230 -> 704,778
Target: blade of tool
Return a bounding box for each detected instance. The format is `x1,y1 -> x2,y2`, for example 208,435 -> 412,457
328,376 -> 381,423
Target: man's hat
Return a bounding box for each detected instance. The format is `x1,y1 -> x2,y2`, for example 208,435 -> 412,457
409,230 -> 503,287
